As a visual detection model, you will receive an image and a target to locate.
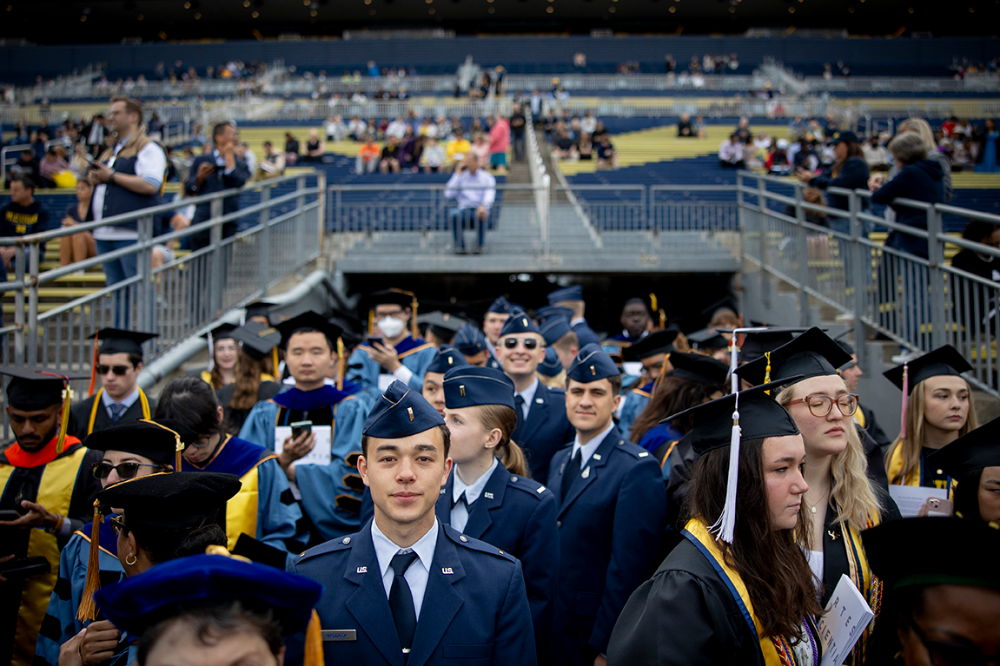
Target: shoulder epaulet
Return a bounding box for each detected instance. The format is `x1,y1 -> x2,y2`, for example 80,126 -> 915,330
613,438 -> 653,460
295,533 -> 356,563
444,526 -> 516,563
507,474 -> 552,500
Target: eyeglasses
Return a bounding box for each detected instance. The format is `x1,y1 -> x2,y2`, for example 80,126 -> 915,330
905,614 -> 999,666
91,461 -> 162,480
108,515 -> 129,537
786,394 -> 859,418
502,337 -> 540,350
96,364 -> 132,377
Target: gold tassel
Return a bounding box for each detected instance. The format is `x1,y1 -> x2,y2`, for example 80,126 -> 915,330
77,501 -> 103,621
410,295 -> 419,340
659,309 -> 667,330
87,337 -> 99,397
139,420 -> 184,470
763,352 -> 772,394
272,347 -> 280,377
336,338 -> 345,392
649,293 -> 658,314
304,609 -> 326,666
367,310 -> 375,337
56,383 -> 72,454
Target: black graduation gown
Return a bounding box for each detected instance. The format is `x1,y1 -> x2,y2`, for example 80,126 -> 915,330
607,539 -> 765,666
68,393 -> 158,439
216,380 -> 283,434
860,404 -> 890,451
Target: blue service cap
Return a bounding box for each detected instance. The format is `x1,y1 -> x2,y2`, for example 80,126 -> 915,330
443,366 -> 516,410
538,347 -> 564,377
487,296 -> 516,314
426,346 -> 470,374
499,310 -> 541,338
94,553 -> 323,638
534,305 -> 574,326
567,344 -> 620,383
540,315 -> 573,345
363,380 -> 445,438
453,324 -> 488,356
547,285 -> 584,304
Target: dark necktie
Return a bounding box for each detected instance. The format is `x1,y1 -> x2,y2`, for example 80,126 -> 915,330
109,403 -> 127,425
561,449 -> 582,501
452,491 -> 469,509
514,394 -> 525,433
389,551 -> 420,655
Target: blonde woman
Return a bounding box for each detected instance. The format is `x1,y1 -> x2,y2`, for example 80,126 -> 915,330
896,117 -> 953,201
737,328 -> 899,666
883,345 -> 977,488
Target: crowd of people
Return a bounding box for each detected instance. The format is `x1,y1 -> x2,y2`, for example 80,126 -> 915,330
541,108 -> 618,169
3,283 -> 999,666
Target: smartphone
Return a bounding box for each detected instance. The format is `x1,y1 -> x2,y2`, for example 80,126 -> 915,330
0,510 -> 22,521
0,556 -> 50,580
367,337 -> 384,347
924,497 -> 954,517
290,421 -> 313,441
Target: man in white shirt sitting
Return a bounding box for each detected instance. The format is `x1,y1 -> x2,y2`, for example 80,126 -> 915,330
718,133 -> 745,168
443,153 -> 496,255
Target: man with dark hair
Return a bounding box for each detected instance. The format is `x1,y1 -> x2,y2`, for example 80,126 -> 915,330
548,345 -> 666,666
184,121 -> 249,250
69,328 -> 159,438
291,380 -> 537,666
0,175 -> 50,283
5,149 -> 40,188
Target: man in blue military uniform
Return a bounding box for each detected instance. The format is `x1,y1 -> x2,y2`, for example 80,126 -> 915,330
548,344 -> 667,666
347,289 -> 437,395
616,328 -> 679,438
546,285 -> 601,348
539,315 -> 580,371
452,324 -> 496,369
498,312 -> 575,484
481,296 -> 516,364
290,380 -> 536,666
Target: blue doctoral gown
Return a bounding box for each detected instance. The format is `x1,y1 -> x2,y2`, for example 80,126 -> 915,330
435,464 -> 559,663
289,520 -> 537,666
34,523 -> 123,666
617,382 -> 653,441
346,336 -> 437,396
546,425 -> 667,666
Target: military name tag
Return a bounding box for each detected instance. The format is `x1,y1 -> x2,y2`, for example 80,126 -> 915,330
322,630 -> 357,642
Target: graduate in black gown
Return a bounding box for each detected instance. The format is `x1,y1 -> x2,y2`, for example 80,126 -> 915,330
217,321 -> 284,434
608,381 -> 824,666
927,415 -> 1000,525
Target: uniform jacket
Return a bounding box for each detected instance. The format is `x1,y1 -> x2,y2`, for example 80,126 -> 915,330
289,520 -> 537,666
547,425 -> 667,665
510,382 -> 575,485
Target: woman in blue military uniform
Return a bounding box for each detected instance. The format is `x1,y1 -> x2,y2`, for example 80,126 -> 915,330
33,421 -> 182,666
437,365 -> 559,663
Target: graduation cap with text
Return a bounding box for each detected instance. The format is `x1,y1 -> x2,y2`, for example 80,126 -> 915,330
623,329 -> 680,362
667,351 -> 730,387
736,327 -> 851,386
884,345 -> 973,440
230,321 -> 282,362
863,517 -> 1000,591
1,366 -> 88,454
926,414 -> 1000,480
663,377 -> 802,543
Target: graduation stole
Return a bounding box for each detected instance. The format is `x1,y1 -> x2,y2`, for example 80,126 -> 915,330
887,443 -> 956,494
683,519 -> 819,666
87,388 -> 152,435
841,513 -> 883,666
4,435 -> 82,468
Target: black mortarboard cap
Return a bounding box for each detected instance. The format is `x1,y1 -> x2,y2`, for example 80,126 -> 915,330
275,311 -> 342,349
417,311 -> 467,342
665,378 -> 802,456
368,288 -> 417,310
687,328 -> 730,351
736,327 -> 851,386
425,346 -> 470,375
230,321 -> 282,361
737,327 -> 811,364
667,352 -> 730,386
2,366 -> 86,411
883,345 -> 973,395
567,344 -> 620,383
623,329 -> 679,362
362,380 -> 445,438
95,471 -> 240,529
202,323 -> 237,342
84,420 -> 185,467
863,518 -> 1000,590
926,415 -> 1000,479
95,328 -> 158,358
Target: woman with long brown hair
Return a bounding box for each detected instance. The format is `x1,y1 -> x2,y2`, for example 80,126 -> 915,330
608,382 -> 823,665
883,345 -> 977,490
437,365 -> 559,664
216,322 -> 282,433
200,323 -> 240,390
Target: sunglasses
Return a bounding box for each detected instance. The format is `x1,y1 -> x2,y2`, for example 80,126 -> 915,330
96,364 -> 132,376
91,461 -> 162,480
502,337 -> 540,350
108,515 -> 129,537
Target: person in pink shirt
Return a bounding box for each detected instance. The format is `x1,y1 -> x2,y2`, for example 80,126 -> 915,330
489,114 -> 510,173
471,133 -> 491,169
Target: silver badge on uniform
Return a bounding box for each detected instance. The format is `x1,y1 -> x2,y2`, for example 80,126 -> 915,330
581,466 -> 590,479
442,567 -> 454,574
322,630 -> 358,642
356,566 -> 367,574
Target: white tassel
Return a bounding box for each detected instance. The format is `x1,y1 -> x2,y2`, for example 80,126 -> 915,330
207,331 -> 215,372
710,396 -> 741,544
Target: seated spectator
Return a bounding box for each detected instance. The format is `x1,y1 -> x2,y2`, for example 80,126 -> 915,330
400,135 -> 423,172
386,116 -> 408,140
693,115 -> 707,139
734,117 -> 752,144
954,118 -> 974,137
347,116 -> 367,141
445,129 -> 471,172
60,179 -> 98,267
581,111 -> 597,135
38,146 -> 71,188
577,132 -> 594,160
718,134 -> 745,168
302,129 -> 325,163
250,141 -> 286,182
766,138 -> 791,175
6,149 -> 40,188
379,135 -> 402,173
421,136 -> 445,172
325,115 -> 347,142
863,135 -> 891,171
356,135 -> 380,174
418,117 -> 438,138
790,136 -> 819,172
283,132 -> 300,166
553,129 -> 577,160
444,153 -> 495,254
951,137 -> 977,172
0,176 -> 50,283
677,113 -> 695,138
597,135 -> 619,169
470,133 -> 490,168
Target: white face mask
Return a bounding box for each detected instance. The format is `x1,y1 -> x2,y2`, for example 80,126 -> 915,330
376,316 -> 406,339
